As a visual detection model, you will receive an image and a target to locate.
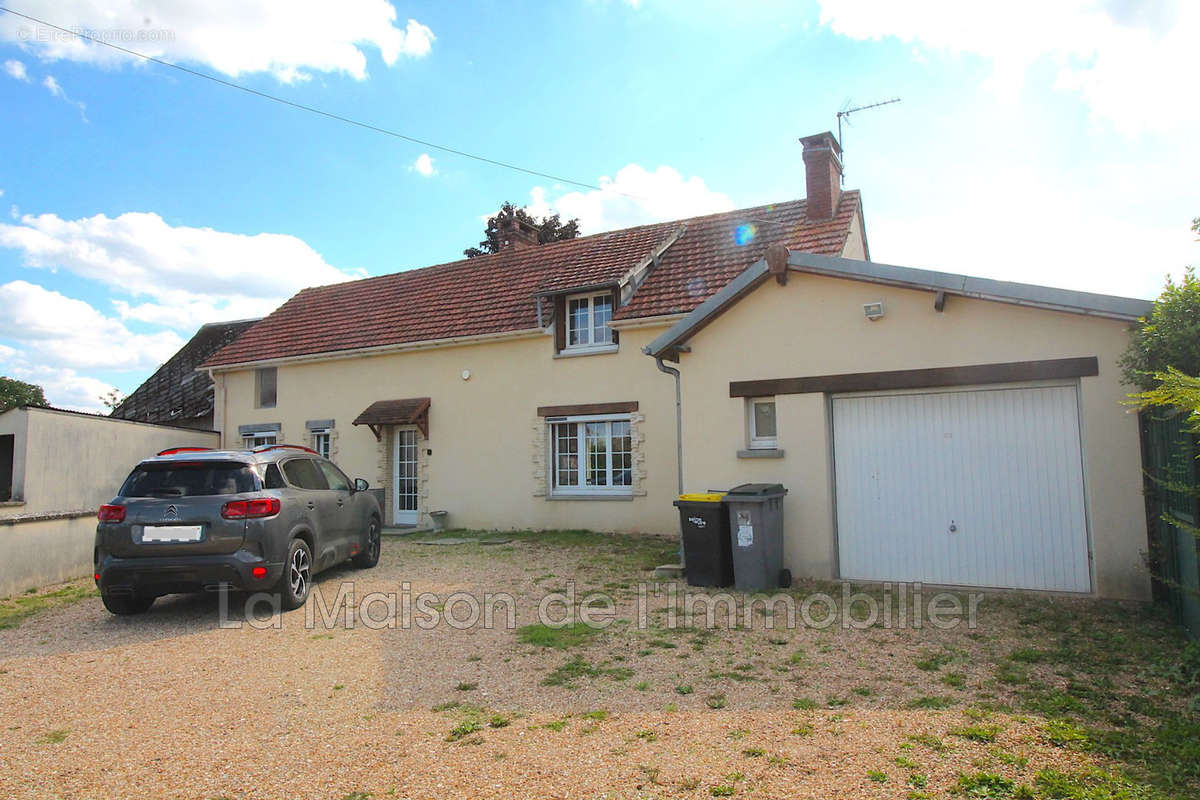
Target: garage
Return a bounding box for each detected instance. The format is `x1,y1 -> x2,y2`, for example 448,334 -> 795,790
832,384 -> 1092,592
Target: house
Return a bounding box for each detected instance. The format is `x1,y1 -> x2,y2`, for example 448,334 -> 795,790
111,318 -> 258,429
0,405 -> 218,595
203,132 -> 1153,600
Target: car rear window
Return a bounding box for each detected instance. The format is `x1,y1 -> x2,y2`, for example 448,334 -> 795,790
121,462 -> 259,498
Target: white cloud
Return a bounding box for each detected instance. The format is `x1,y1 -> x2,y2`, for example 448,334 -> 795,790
3,58 -> 28,81
0,280 -> 183,372
42,74 -> 88,121
0,210 -> 362,330
524,164 -> 734,233
412,153 -> 436,176
868,164 -> 1196,300
818,0 -> 1198,134
0,362 -> 117,413
0,2 -> 434,82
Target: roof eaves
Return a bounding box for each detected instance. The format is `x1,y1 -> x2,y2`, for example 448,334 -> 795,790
785,251 -> 1153,321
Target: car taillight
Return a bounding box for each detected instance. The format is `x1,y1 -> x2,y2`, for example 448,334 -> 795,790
221,497 -> 281,520
97,504 -> 126,522
251,566 -> 268,579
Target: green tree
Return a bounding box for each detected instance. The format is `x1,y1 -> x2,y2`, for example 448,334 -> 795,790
463,202 -> 580,258
1119,216 -> 1200,390
0,376 -> 48,412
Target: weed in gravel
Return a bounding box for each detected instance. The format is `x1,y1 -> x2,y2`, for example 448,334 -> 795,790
908,773 -> 928,789
906,733 -> 949,752
675,684 -> 694,695
455,682 -> 476,691
907,695 -> 953,710
0,584 -> 97,630
340,793 -> 370,800
541,656 -> 628,687
1034,767 -> 1158,799
826,696 -> 848,708
516,622 -> 600,649
867,771 -> 887,783
543,719 -> 569,731
431,701 -> 460,712
637,764 -> 661,785
727,729 -> 748,739
37,728 -> 69,744
792,697 -> 818,710
446,719 -> 482,742
853,686 -> 872,696
895,756 -> 918,769
792,723 -> 813,736
705,694 -> 727,709
995,662 -> 1029,685
488,715 -> 509,728
634,681 -> 649,691
709,786 -> 734,797
635,730 -> 657,742
955,772 -> 1019,797
1041,719 -> 1088,748
941,672 -> 966,689
581,709 -> 608,721
915,650 -> 953,671
951,725 -> 1001,743
742,747 -> 764,757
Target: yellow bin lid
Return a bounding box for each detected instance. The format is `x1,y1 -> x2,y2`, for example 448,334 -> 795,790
677,492 -> 725,502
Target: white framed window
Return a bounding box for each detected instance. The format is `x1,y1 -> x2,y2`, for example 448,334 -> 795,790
748,398 -> 777,450
549,414 -> 632,496
243,430 -> 277,449
310,428 -> 331,459
565,292 -> 614,351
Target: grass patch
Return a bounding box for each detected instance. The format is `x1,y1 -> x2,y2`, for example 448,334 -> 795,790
1034,767 -> 1159,799
0,584 -> 97,629
709,786 -> 734,797
950,725 -> 1001,743
541,656 -> 629,687
906,733 -> 949,752
446,719 -> 482,742
906,695 -> 953,710
941,672 -> 966,689
1041,719 -> 1088,748
705,693 -> 727,709
741,748 -> 764,757
455,682 -> 477,691
675,684 -> 694,695
915,650 -> 953,671
792,697 -> 818,710
516,622 -> 600,649
37,728 -> 69,745
866,771 -> 887,783
955,772 -> 1023,798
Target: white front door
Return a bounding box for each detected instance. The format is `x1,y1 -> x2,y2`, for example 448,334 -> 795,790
832,384 -> 1092,592
392,428 -> 419,526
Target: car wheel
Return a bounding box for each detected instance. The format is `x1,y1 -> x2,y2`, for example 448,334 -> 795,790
352,517 -> 381,569
101,593 -> 155,615
279,538 -> 313,610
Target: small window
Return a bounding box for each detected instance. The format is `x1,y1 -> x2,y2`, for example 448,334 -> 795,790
549,415 -> 632,496
748,398 -> 777,450
281,458 -> 328,490
0,433 -> 13,502
242,431 -> 277,449
565,292 -> 614,351
311,428 -> 331,459
317,460 -> 351,492
256,367 -> 277,408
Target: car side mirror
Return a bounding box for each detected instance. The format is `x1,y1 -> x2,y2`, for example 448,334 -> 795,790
353,478 -> 369,492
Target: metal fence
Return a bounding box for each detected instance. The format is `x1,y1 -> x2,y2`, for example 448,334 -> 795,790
1141,410 -> 1200,639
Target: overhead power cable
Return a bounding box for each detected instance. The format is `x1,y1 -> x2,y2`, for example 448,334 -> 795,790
0,5 -> 626,195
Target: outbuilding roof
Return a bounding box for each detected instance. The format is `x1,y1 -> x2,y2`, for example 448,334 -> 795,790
203,193 -> 862,368
113,319 -> 258,424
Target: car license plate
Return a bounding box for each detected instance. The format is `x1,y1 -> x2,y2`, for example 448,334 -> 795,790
142,525 -> 203,543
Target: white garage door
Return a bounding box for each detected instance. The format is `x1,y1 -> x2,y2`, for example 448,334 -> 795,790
832,385 -> 1091,592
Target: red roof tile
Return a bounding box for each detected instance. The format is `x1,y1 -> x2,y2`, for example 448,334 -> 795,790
204,192 -> 860,368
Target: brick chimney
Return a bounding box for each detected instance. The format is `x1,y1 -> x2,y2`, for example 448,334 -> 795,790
498,214 -> 540,250
800,132 -> 843,221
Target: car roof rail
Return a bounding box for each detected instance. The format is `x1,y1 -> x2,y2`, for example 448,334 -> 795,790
251,444 -> 319,455
156,446 -> 214,456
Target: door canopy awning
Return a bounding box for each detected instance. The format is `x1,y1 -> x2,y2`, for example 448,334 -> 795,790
352,397 -> 430,440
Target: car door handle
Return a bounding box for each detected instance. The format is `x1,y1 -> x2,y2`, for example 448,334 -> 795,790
307,501 -> 315,510
337,499 -> 345,508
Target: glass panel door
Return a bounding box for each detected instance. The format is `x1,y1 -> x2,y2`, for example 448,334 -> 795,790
392,428 -> 419,525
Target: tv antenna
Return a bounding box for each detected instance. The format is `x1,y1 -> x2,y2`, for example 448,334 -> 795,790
835,97 -> 901,183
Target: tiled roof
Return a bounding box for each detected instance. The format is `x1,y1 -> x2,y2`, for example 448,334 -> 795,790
205,192 -> 859,368
114,319 -> 257,425
352,397 -> 431,427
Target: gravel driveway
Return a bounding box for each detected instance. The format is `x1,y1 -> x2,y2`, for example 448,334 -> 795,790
0,530 -> 1190,799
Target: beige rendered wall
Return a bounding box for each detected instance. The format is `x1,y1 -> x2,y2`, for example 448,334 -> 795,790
217,325 -> 681,536
11,408 -> 219,518
676,271 -> 1149,600
0,409 -> 219,596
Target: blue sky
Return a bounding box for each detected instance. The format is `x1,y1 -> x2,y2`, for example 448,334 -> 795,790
0,0 -> 1195,410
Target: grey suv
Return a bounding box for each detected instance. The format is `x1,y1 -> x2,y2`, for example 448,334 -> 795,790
94,444 -> 382,615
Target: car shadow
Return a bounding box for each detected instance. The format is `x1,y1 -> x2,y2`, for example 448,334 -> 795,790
0,566 -> 361,661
